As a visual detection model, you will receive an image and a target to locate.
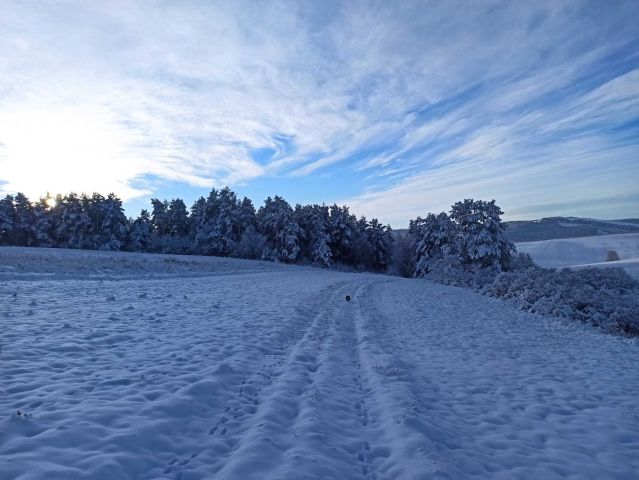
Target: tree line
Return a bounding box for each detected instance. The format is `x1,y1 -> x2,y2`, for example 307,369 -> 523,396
3,189 -> 635,334
0,189 -> 520,276
0,188 -> 395,271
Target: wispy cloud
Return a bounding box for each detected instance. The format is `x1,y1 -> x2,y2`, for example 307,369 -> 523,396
0,1 -> 637,223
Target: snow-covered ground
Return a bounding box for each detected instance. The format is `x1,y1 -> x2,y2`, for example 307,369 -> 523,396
517,233 -> 639,278
1,248 -> 638,479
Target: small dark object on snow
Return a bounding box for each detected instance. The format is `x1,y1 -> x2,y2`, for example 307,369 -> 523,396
345,295 -> 351,302
16,410 -> 21,416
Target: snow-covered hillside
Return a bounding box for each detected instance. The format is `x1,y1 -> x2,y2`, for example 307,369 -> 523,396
517,233 -> 639,278
1,248 -> 638,479
505,217 -> 639,242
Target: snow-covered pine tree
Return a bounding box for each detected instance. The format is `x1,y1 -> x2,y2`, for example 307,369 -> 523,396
449,199 -> 516,270
32,198 -> 53,247
257,196 -> 301,262
189,196 -> 207,241
85,193 -> 105,249
13,193 -> 35,246
126,209 -> 152,252
366,218 -> 394,272
237,197 -> 256,239
328,204 -> 357,265
150,199 -> 171,237
0,194 -> 15,245
98,193 -> 128,250
195,187 -> 240,256
194,189 -> 218,253
351,216 -> 373,269
411,212 -> 456,277
47,194 -> 64,246
55,193 -> 91,249
215,187 -> 241,253
294,204 -> 332,267
168,198 -> 190,236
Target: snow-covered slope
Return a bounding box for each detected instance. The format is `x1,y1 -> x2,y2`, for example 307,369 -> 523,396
1,248 -> 638,479
516,233 -> 639,278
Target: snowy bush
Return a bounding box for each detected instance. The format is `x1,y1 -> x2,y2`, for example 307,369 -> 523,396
148,234 -> 193,255
484,266 -> 639,334
510,252 -> 536,271
234,226 -> 267,260
426,255 -> 500,289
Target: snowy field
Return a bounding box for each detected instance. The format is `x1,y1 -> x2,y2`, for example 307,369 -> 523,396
517,233 -> 639,278
1,248 -> 639,480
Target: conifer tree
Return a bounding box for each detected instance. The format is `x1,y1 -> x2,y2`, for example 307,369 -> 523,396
98,193 -> 128,250
13,193 -> 35,246
328,204 -> 357,264
257,196 -> 301,262
168,199 -> 190,236
126,209 -> 152,252
412,212 -> 456,276
449,199 -> 515,270
295,204 -> 332,267
32,198 -> 53,247
0,194 -> 15,245
366,218 -> 394,272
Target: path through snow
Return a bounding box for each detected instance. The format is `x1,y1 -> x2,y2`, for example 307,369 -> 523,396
1,248 -> 638,479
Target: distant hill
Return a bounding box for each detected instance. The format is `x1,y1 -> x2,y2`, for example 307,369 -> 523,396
516,233 -> 639,279
504,217 -> 639,242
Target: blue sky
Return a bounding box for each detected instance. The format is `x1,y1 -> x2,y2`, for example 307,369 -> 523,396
0,0 -> 638,226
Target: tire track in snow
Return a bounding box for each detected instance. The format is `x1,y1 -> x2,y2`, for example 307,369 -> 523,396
352,280 -> 459,480
204,280 -> 353,479
155,278 -> 347,477
264,279 -> 387,480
